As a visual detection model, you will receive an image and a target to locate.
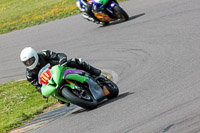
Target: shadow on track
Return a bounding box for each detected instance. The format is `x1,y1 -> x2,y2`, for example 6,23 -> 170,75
99,13 -> 145,27
98,92 -> 134,107
72,92 -> 134,114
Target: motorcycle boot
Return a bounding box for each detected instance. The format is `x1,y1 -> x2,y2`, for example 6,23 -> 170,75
85,4 -> 100,24
78,58 -> 101,76
82,14 -> 95,22
86,64 -> 101,76
67,58 -> 101,76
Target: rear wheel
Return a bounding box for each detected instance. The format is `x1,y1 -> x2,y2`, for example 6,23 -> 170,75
113,5 -> 129,21
101,22 -> 110,26
97,77 -> 119,99
105,79 -> 119,99
61,86 -> 97,110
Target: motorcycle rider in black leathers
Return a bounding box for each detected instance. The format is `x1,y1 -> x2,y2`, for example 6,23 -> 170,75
20,47 -> 101,103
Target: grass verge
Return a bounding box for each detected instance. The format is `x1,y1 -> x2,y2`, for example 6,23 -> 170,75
0,0 -> 79,34
0,80 -> 57,133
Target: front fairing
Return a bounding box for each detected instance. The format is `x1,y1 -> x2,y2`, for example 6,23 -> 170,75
41,65 -> 66,97
41,84 -> 56,97
51,65 -> 66,87
41,66 -> 87,97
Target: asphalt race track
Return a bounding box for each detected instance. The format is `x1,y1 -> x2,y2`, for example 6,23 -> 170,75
1,0 -> 200,132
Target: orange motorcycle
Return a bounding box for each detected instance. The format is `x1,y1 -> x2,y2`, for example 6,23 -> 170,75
77,0 -> 129,25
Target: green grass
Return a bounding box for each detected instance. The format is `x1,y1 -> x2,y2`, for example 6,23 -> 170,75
0,80 -> 57,133
0,0 -> 80,34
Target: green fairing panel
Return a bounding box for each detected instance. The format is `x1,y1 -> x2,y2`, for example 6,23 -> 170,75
65,74 -> 88,83
48,77 -> 55,84
41,84 -> 57,97
50,65 -> 65,86
41,65 -> 65,97
94,0 -> 108,5
41,65 -> 88,98
101,0 -> 109,5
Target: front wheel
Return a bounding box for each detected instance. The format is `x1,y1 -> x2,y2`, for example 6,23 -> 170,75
113,5 -> 129,21
61,86 -> 98,110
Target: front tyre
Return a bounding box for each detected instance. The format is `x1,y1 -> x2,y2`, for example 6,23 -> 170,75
113,5 -> 129,21
61,87 -> 98,110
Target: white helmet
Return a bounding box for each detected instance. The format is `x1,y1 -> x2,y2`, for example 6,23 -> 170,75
20,47 -> 39,70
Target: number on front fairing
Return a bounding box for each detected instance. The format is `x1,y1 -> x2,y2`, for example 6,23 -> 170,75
38,63 -> 51,84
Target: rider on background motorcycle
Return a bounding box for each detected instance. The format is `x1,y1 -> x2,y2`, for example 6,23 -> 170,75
20,47 -> 101,102
76,0 -> 100,23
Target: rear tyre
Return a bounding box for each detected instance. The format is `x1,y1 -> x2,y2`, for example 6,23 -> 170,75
61,86 -> 97,110
99,77 -> 119,99
102,22 -> 110,26
106,79 -> 119,99
113,5 -> 129,21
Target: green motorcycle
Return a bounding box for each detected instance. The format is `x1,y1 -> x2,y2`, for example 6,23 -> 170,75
39,63 -> 119,110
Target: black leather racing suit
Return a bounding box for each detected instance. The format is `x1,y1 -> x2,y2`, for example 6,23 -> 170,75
26,50 -> 101,93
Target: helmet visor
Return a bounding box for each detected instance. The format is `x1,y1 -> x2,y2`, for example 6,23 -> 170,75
23,56 -> 35,67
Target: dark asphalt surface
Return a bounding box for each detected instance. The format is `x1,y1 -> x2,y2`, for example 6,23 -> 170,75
1,0 -> 200,132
